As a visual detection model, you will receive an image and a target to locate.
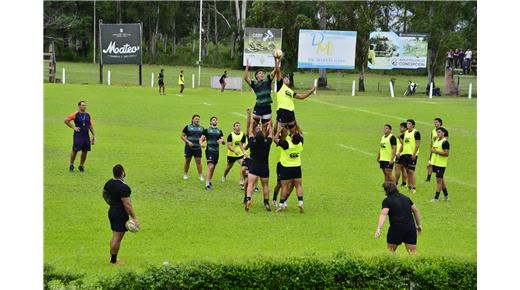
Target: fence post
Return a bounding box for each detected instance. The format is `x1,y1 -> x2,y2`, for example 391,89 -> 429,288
314,79 -> 317,95
352,80 -> 355,96
192,74 -> 195,89
468,83 -> 472,99
108,70 -> 111,85
389,81 -> 394,98
62,68 -> 65,84
151,73 -> 154,88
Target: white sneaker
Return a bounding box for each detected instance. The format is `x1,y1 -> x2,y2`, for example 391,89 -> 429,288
199,175 -> 205,181
276,203 -> 287,212
254,186 -> 259,192
298,201 -> 304,213
430,198 -> 438,203
183,174 -> 189,180
221,176 -> 226,182
443,196 -> 450,201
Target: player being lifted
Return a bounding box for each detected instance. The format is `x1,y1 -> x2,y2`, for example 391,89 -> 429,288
377,124 -> 397,182
199,116 -> 224,190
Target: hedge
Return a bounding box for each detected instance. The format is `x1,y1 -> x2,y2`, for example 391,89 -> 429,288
44,255 -> 476,289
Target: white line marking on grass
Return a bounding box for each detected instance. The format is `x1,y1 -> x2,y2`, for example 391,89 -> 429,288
336,143 -> 476,188
232,112 -> 246,118
203,102 -> 212,106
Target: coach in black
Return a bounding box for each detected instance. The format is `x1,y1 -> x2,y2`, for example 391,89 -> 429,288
103,164 -> 139,265
374,182 -> 422,254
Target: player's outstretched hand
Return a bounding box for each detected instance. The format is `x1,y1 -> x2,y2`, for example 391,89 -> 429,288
374,228 -> 382,238
132,218 -> 140,230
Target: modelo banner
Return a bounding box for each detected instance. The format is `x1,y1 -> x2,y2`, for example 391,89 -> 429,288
243,27 -> 282,67
100,23 -> 142,64
297,29 -> 357,69
367,32 -> 428,70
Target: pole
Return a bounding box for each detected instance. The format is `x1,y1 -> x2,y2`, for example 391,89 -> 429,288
151,73 -> 154,87
139,65 -> 142,86
99,19 -> 103,84
429,82 -> 433,99
468,83 -> 472,99
198,0 -> 202,87
192,74 -> 195,89
389,81 -> 394,98
352,80 -> 355,96
62,68 -> 65,84
93,0 -> 96,64
108,70 -> 111,85
314,79 -> 317,95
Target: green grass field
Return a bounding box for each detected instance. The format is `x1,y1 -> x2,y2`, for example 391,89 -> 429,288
44,70 -> 476,282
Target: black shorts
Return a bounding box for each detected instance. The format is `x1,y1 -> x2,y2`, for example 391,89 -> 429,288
185,146 -> 202,158
278,165 -> 302,180
242,158 -> 251,170
395,156 -> 405,165
379,161 -> 394,170
400,154 -> 418,170
73,135 -> 91,152
276,108 -> 296,124
387,223 -> 417,245
432,165 -> 446,178
158,80 -> 164,86
108,208 -> 129,232
249,162 -> 269,178
206,151 -> 219,164
227,155 -> 244,164
219,79 -> 225,84
253,104 -> 272,123
276,162 -> 282,180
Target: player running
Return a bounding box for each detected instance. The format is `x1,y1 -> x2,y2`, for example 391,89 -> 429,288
244,119 -> 273,212
430,127 -> 450,202
222,121 -> 247,185
243,58 -> 277,131
158,68 -> 165,95
398,119 -> 421,194
275,128 -> 305,213
180,114 -> 205,181
426,118 -> 443,182
64,101 -> 96,172
178,69 -> 185,94
199,116 -> 224,190
394,122 -> 408,188
377,124 -> 397,182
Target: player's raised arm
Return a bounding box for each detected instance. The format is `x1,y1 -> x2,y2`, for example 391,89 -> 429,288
243,59 -> 252,86
272,58 -> 281,80
294,85 -> 317,100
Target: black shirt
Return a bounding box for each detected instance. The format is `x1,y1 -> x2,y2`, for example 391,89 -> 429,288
381,193 -> 415,225
219,73 -> 227,82
248,136 -> 272,164
103,179 -> 131,211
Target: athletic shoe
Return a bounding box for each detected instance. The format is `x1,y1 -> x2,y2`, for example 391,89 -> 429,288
78,165 -> 84,172
264,204 -> 271,211
410,189 -> 416,194
272,200 -> 278,208
245,200 -> 252,211
276,203 -> 287,212
69,165 -> 74,172
443,196 -> 450,201
183,174 -> 189,180
199,175 -> 205,181
221,176 -> 226,182
298,201 -> 304,213
430,198 -> 438,203
254,186 -> 259,192
240,184 -> 245,190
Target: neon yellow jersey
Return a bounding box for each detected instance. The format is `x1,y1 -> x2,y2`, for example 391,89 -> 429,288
395,135 -> 403,161
178,73 -> 185,85
276,83 -> 296,111
431,128 -> 438,143
227,131 -> 245,157
431,138 -> 449,167
280,136 -> 303,167
403,129 -> 420,155
379,134 -> 395,162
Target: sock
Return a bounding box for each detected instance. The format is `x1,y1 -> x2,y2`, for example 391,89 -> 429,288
279,198 -> 286,204
263,199 -> 269,205
442,188 -> 449,197
246,196 -> 251,201
206,180 -> 210,186
412,186 -> 416,190
402,181 -> 407,186
434,192 -> 440,199
426,174 -> 431,180
273,191 -> 279,201
110,253 -> 117,263
297,196 -> 303,202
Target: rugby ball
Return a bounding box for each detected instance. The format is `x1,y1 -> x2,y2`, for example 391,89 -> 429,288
273,48 -> 284,59
126,220 -> 140,233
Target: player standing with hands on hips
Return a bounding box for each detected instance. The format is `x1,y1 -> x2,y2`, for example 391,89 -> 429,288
64,101 -> 96,172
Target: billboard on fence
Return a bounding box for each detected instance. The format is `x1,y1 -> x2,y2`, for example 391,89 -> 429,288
297,30 -> 357,69
100,23 -> 142,65
367,32 -> 428,70
243,28 -> 282,67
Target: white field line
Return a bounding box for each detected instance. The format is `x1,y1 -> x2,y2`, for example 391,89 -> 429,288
336,143 -> 476,188
232,112 -> 246,118
202,102 -> 212,106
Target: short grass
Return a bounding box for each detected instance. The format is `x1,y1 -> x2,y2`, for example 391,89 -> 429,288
44,78 -> 476,282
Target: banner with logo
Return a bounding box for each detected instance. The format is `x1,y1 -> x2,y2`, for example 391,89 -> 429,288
243,28 -> 282,67
297,30 -> 357,69
100,23 -> 142,64
367,32 -> 428,70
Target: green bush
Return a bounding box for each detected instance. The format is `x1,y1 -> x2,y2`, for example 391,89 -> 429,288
45,255 -> 476,289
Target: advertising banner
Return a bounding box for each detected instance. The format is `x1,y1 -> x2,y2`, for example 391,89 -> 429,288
368,32 -> 428,70
243,28 -> 282,67
100,23 -> 142,64
297,29 -> 357,69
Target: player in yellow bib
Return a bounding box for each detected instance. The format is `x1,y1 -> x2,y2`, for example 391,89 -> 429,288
178,70 -> 185,94
222,121 -> 247,185
430,127 -> 450,202
394,122 -> 408,188
426,118 -> 443,182
398,119 -> 421,194
377,124 -> 397,182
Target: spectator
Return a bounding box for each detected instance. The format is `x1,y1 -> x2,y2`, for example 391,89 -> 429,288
447,49 -> 453,69
458,49 -> 465,70
465,49 -> 472,64
454,49 -> 460,68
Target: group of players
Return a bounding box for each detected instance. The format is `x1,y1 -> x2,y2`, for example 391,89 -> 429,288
180,56 -> 316,212
377,117 -> 451,202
